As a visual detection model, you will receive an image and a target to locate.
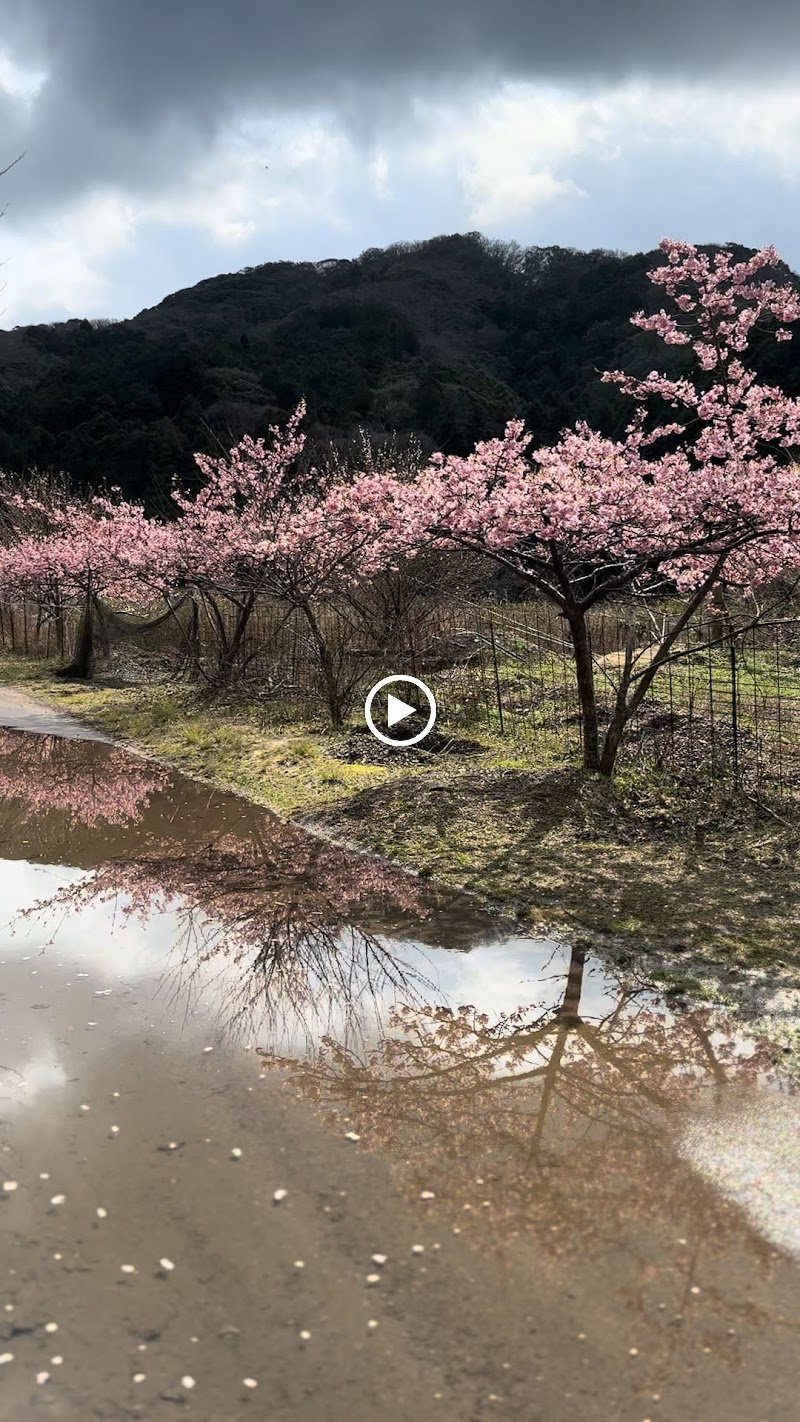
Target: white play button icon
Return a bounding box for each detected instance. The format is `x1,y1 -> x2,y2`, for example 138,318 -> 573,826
364,675 -> 437,748
386,693 -> 417,729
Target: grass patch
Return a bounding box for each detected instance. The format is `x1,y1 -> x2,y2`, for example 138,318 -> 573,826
307,763 -> 800,970
0,654 -> 391,817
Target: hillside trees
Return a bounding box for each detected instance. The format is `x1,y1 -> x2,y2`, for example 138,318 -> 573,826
2,233 -> 798,504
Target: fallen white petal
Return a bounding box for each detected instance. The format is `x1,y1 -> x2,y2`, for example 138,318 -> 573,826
96,1208 -> 107,1219
50,1195 -> 66,1205
36,1371 -> 50,1384
371,1254 -> 387,1265
181,1375 -> 195,1388
2,1182 -> 18,1192
420,1191 -> 436,1200
159,1258 -> 175,1271
230,1148 -> 243,1159
273,1189 -> 288,1203
243,1378 -> 258,1388
44,1322 -> 58,1333
344,1131 -> 360,1142
0,1353 -> 13,1364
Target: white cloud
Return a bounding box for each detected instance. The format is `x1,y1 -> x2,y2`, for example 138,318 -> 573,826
647,85 -> 800,182
1,190 -> 136,321
406,86 -> 590,225
0,47 -> 47,103
405,78 -> 800,226
136,115 -> 356,246
366,148 -> 392,201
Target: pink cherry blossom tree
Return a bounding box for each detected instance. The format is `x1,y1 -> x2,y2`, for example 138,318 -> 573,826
0,477 -> 187,676
171,400 -> 410,717
399,240 -> 800,774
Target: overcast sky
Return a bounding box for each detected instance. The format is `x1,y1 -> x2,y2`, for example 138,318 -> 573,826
1,0 -> 799,327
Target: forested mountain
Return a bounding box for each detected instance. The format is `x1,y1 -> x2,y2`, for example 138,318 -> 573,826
0,231 -> 797,508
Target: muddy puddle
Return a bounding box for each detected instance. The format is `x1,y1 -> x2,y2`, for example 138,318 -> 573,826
0,715 -> 798,1421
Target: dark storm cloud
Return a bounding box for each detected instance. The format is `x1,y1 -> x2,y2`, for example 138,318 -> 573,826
2,0 -> 798,213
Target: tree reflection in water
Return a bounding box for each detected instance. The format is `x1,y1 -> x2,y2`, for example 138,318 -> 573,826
10,726 -> 800,1387
5,726 -> 481,1047
26,846 -> 450,1050
0,727 -> 169,827
6,727 -> 501,1064
260,941 -> 798,1385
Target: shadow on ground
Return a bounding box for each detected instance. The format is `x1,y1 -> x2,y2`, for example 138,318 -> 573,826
303,766 -> 800,979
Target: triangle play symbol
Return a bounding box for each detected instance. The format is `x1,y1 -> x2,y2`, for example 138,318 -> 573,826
387,692 -> 417,728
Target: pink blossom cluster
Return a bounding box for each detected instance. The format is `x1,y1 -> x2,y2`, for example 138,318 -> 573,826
170,399 -> 412,599
389,239 -> 800,598
0,488 -> 172,603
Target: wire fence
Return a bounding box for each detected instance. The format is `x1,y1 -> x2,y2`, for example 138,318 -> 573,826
4,594 -> 800,800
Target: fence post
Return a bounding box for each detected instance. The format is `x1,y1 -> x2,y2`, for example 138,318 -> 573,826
774,623 -> 784,795
488,615 -> 504,736
706,616 -> 716,777
730,632 -> 739,790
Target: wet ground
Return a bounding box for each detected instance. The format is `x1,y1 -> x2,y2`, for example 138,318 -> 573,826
0,697 -> 798,1420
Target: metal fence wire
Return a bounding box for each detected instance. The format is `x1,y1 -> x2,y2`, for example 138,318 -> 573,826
4,595 -> 800,799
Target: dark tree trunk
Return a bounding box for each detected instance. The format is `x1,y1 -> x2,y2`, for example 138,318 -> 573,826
298,600 -> 348,727
564,604 -> 600,771
55,593 -> 94,679
555,942 -> 586,1024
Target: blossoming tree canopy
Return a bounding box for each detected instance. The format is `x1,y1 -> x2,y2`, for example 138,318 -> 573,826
0,729 -> 168,829
400,239 -> 800,772
171,399 -> 405,596
0,478 -> 193,679
0,485 -> 170,604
